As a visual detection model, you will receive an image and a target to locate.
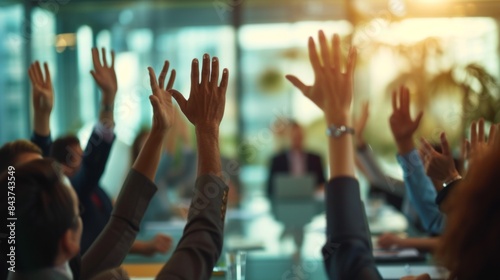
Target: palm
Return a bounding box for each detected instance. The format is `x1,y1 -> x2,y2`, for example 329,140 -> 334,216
389,113 -> 418,141
91,48 -> 117,99
170,55 -> 229,130
285,31 -> 356,121
389,87 -> 422,141
148,60 -> 176,132
28,61 -> 54,115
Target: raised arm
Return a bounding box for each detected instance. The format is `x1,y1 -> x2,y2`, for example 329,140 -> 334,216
354,101 -> 406,195
389,87 -> 445,234
434,120 -> 498,207
70,48 -> 119,196
287,31 -> 381,280
81,60 -> 176,279
156,54 -> 229,280
28,61 -> 54,156
91,47 -> 117,127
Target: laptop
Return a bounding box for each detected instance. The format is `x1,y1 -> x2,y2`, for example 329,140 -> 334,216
273,173 -> 315,199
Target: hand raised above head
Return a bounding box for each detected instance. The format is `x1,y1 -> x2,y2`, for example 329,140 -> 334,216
389,86 -> 423,154
148,60 -> 176,134
285,31 -> 357,124
91,47 -> 117,104
169,54 -> 229,133
28,61 -> 53,116
465,119 -> 499,162
419,132 -> 460,184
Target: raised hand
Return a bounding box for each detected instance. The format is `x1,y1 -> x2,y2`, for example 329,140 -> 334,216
419,132 -> 460,184
389,86 -> 423,154
91,47 -> 117,105
464,119 -> 498,162
28,61 -> 53,115
286,31 -> 357,124
148,61 -> 176,133
170,54 -> 228,133
28,61 -> 53,136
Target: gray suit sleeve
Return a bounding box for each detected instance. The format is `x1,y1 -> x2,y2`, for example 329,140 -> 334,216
81,169 -> 157,280
356,145 -> 405,196
156,174 -> 229,280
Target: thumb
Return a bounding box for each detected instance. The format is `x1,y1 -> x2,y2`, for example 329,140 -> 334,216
440,132 -> 451,156
169,89 -> 187,112
285,75 -> 308,94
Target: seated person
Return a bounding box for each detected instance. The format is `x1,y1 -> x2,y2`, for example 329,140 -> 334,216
266,120 -> 326,198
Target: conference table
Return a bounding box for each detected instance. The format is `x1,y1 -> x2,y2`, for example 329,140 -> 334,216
122,194 -> 449,280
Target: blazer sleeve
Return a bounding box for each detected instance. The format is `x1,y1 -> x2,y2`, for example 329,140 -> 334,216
323,177 -> 382,280
356,145 -> 405,196
155,174 -> 229,280
31,132 -> 52,157
80,169 -> 157,280
70,128 -> 114,198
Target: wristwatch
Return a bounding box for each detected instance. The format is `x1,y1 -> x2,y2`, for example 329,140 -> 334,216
326,125 -> 355,138
442,175 -> 462,188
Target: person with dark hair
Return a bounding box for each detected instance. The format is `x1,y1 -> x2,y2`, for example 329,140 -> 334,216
1,58 -> 176,279
50,135 -> 82,177
2,159 -> 83,277
0,140 -> 42,173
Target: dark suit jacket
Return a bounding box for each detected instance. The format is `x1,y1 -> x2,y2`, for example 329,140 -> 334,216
323,177 -> 382,280
155,174 -> 229,280
7,169 -> 157,280
267,150 -> 326,197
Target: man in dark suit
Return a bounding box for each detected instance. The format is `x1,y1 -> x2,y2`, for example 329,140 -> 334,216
267,120 -> 326,197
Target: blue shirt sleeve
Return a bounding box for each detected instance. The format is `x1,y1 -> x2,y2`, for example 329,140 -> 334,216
396,149 -> 446,234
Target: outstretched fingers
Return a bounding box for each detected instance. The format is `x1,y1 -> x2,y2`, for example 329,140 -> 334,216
91,48 -> 101,70
201,54 -> 210,86
158,61 -> 170,89
346,47 -> 357,83
219,69 -> 229,93
148,67 -> 159,93
211,57 -> 219,91
318,30 -> 331,69
308,37 -> 322,77
166,69 -> 176,90
101,48 -> 108,68
440,132 -> 451,156
191,58 -> 200,89
332,33 -> 341,80
43,62 -> 51,86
